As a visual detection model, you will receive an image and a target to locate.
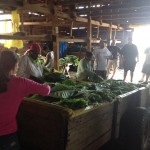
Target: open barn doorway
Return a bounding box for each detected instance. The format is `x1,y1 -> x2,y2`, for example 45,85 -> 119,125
0,14 -> 12,44
132,26 -> 150,82
112,26 -> 150,82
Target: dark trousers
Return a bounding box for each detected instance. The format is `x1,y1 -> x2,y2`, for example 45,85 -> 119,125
0,133 -> 20,150
95,70 -> 107,79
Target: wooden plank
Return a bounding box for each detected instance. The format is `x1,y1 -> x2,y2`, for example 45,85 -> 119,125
117,92 -> 139,124
59,37 -> 100,43
70,21 -> 73,37
59,38 -> 86,42
23,3 -> 51,14
53,34 -> 59,70
58,0 -> 119,5
91,20 -> 100,26
68,103 -> 113,129
21,4 -> 123,29
75,17 -> 88,23
0,34 -> 52,41
20,21 -> 52,26
91,38 -> 100,43
52,17 -> 59,70
107,24 -> 112,46
85,131 -> 111,150
90,21 -> 123,29
66,103 -> 114,150
96,26 -> 100,39
0,0 -> 22,7
67,116 -> 112,146
72,22 -> 87,27
114,90 -> 141,138
56,11 -> 72,20
139,87 -> 149,107
87,17 -> 92,51
17,98 -> 70,150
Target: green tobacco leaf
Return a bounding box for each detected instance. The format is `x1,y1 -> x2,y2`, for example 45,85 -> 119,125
50,90 -> 76,98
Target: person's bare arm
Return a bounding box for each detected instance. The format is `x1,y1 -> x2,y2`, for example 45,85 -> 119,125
44,53 -> 50,66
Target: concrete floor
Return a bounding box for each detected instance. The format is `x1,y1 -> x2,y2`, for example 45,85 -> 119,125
107,61 -> 144,83
70,64 -> 144,84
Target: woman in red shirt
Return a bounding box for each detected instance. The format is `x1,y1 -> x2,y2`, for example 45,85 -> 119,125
0,50 -> 51,150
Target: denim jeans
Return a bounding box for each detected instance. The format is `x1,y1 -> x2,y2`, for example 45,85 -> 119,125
0,133 -> 20,150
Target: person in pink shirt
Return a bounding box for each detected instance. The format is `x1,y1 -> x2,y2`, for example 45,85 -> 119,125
0,50 -> 50,150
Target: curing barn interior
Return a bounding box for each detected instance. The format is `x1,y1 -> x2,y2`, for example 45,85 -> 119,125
0,0 -> 150,150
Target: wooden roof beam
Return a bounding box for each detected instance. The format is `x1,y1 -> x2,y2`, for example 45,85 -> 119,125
23,3 -> 52,14
20,21 -> 69,27
81,3 -> 150,11
20,22 -> 52,26
0,34 -> 52,41
98,16 -> 150,21
76,8 -> 150,15
86,11 -> 150,17
57,0 -> 121,5
91,20 -> 123,29
59,38 -> 86,42
19,21 -> 122,30
0,0 -> 23,7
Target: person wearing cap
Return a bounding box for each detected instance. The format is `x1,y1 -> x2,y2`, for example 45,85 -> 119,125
17,43 -> 44,82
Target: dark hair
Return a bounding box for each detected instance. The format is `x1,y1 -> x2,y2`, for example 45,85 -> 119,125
0,50 -> 18,93
85,51 -> 93,58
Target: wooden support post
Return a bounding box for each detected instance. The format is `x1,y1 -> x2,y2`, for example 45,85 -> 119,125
29,26 -> 33,35
97,26 -> 100,39
87,16 -> 92,51
113,29 -> 117,40
20,10 -> 24,32
70,21 -> 73,37
107,23 -> 112,46
52,16 -> 59,70
121,30 -> 125,45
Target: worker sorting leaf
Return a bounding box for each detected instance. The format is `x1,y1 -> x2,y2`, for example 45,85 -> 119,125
17,43 -> 44,83
76,51 -> 103,82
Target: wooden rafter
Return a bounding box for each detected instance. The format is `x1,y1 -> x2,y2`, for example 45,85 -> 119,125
0,0 -> 23,7
0,34 -> 52,41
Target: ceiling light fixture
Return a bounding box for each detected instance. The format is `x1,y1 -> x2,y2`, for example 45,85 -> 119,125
78,6 -> 84,9
79,14 -> 87,17
72,27 -> 78,30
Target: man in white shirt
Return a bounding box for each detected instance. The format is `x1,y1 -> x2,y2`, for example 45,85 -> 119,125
17,43 -> 44,82
93,40 -> 112,79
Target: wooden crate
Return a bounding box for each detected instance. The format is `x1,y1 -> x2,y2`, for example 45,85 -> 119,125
114,89 -> 141,138
17,99 -> 114,150
17,98 -> 71,150
139,87 -> 149,107
66,103 -> 114,150
17,87 -> 147,150
112,87 -> 149,139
